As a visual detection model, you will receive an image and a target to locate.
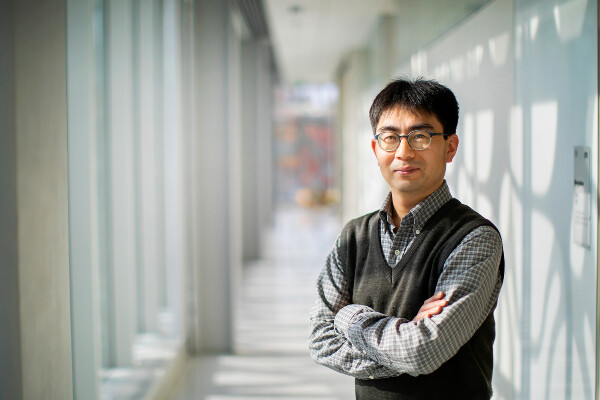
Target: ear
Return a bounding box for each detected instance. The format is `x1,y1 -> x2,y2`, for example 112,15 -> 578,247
445,134 -> 459,163
371,137 -> 378,157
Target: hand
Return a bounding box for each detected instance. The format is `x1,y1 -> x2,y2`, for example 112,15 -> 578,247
412,292 -> 447,322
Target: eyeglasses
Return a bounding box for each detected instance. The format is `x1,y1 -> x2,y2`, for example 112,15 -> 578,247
374,130 -> 450,151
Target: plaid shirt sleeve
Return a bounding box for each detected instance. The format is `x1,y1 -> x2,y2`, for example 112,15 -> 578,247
308,236 -> 400,379
333,225 -> 503,376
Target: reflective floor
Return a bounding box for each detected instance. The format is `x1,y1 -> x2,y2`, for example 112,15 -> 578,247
171,206 -> 355,400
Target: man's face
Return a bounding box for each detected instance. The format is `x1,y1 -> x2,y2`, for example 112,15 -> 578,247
371,107 -> 458,206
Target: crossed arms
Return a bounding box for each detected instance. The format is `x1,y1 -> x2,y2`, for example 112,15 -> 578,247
308,225 -> 503,379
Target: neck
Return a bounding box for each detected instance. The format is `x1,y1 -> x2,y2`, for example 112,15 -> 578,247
390,182 -> 444,224
390,194 -> 418,225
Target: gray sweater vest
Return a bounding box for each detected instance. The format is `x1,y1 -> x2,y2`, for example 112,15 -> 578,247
339,199 -> 504,400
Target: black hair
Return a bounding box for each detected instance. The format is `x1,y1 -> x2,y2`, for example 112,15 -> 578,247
369,78 -> 459,135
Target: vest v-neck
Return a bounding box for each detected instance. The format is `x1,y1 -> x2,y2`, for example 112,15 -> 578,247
373,199 -> 461,285
340,198 -> 503,399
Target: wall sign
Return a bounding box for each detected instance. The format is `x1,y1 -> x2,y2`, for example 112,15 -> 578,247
573,146 -> 591,248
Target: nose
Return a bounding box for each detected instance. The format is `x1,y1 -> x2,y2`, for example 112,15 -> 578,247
395,136 -> 415,159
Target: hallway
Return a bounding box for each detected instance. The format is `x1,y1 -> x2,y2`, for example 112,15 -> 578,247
3,0 -> 599,398
171,206 -> 355,399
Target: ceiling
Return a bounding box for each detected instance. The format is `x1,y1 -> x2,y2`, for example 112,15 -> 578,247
262,0 -> 493,85
263,0 -> 396,84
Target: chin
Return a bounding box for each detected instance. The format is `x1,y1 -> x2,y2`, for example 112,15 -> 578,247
393,183 -> 420,193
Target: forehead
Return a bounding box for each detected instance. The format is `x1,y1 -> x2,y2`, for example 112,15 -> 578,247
377,106 -> 441,129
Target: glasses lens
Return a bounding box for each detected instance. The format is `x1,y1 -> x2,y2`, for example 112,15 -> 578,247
408,131 -> 431,150
378,132 -> 399,151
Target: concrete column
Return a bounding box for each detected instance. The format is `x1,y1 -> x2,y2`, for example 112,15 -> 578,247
255,41 -> 274,231
1,0 -> 74,398
0,1 -> 23,398
228,15 -> 244,346
179,0 -> 197,348
162,0 -> 186,339
136,0 -> 163,334
191,0 -> 234,352
106,0 -> 138,366
240,39 -> 273,261
338,50 -> 368,221
67,0 -> 102,397
241,40 -> 260,261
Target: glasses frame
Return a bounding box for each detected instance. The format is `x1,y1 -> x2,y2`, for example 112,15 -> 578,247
374,130 -> 450,152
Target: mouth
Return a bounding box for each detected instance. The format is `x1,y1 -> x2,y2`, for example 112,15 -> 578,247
393,165 -> 419,176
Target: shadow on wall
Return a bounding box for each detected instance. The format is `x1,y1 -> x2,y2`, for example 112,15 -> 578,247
394,0 -> 596,398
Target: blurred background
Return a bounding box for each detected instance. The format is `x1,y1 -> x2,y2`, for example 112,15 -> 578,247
1,0 -> 599,399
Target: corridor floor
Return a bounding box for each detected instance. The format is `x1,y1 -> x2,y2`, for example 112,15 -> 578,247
171,206 -> 355,400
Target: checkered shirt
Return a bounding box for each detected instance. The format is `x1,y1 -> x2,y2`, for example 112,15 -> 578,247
379,183 -> 452,266
308,182 -> 503,379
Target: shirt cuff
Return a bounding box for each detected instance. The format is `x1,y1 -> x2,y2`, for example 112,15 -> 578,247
334,304 -> 372,337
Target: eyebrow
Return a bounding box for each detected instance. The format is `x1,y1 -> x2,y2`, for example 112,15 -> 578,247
377,123 -> 435,132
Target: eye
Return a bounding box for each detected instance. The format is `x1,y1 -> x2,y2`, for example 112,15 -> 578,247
380,133 -> 398,143
411,131 -> 429,141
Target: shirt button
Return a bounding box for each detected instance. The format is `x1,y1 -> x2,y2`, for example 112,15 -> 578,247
369,376 -> 375,380
394,250 -> 400,255
362,350 -> 367,354
415,229 -> 421,235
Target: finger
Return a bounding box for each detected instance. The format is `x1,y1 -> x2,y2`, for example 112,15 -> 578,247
422,291 -> 445,305
419,299 -> 448,312
429,306 -> 443,315
413,306 -> 442,322
417,303 -> 445,318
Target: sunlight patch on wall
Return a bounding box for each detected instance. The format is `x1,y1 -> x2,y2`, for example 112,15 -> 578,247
515,24 -> 523,60
510,184 -> 524,311
496,172 -> 523,393
461,113 -> 475,174
530,323 -> 567,400
488,31 -> 510,67
531,101 -> 558,196
510,105 -> 524,187
529,16 -> 540,41
530,209 -> 559,342
410,51 -> 428,76
582,314 -> 595,396
466,45 -> 484,78
529,207 -> 566,399
449,55 -> 465,83
433,61 -> 450,82
569,314 -> 595,399
570,234 -> 587,277
499,173 -> 523,284
476,193 -> 493,221
553,0 -> 588,42
457,167 -> 474,208
475,109 -> 494,183
591,94 -> 598,141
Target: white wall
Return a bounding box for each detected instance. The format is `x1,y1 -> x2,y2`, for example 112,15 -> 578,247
340,0 -> 598,398
512,1 -> 597,398
398,0 -> 598,398
396,1 -> 517,397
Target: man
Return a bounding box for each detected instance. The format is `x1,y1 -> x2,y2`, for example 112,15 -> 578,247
308,78 -> 504,399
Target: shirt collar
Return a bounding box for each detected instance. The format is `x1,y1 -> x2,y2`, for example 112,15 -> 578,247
379,193 -> 396,234
379,180 -> 452,233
